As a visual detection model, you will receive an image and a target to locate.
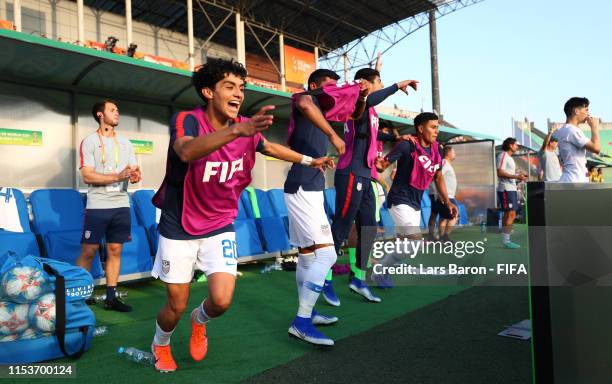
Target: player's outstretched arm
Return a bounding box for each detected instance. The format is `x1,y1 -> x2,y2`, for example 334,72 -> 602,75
295,95 -> 345,155
259,138 -> 334,171
174,106 -> 274,163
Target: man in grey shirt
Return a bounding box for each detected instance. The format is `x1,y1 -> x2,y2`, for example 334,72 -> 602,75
77,99 -> 141,312
538,127 -> 562,182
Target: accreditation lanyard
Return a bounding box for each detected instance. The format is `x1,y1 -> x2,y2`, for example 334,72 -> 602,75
97,129 -> 120,171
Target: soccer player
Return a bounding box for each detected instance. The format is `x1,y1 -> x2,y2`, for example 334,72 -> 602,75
375,112 -> 457,274
284,68 -> 368,346
77,99 -> 141,312
150,59 -> 333,372
324,68 -> 418,304
496,137 -> 528,249
538,126 -> 562,182
556,97 -> 600,182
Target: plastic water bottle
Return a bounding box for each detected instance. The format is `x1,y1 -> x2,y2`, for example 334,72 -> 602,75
93,326 -> 108,337
479,214 -> 486,234
260,261 -> 283,274
117,347 -> 155,365
92,290 -> 128,303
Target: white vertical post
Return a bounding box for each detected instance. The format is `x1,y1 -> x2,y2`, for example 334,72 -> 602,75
125,0 -> 133,47
187,0 -> 195,70
314,46 -> 319,69
279,33 -> 286,92
235,12 -> 245,65
14,0 -> 22,32
76,0 -> 84,44
343,53 -> 349,83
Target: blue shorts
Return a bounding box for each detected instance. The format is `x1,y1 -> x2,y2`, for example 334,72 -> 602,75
497,191 -> 518,212
82,208 -> 132,244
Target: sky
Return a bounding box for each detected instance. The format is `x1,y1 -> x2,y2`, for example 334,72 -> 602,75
374,0 -> 612,140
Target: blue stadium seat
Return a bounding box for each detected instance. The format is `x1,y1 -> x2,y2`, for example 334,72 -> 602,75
0,232 -> 40,257
323,188 -> 336,220
254,189 -> 290,252
379,207 -> 395,239
29,189 -> 84,234
457,202 -> 468,225
234,219 -> 263,257
240,191 -> 255,219
266,189 -> 289,233
131,190 -> 159,254
420,207 -> 431,229
237,198 -> 248,220
421,191 -> 431,208
43,230 -> 103,278
117,225 -> 152,275
30,189 -> 103,277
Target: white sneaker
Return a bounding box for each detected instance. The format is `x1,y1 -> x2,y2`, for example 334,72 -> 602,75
349,278 -> 382,303
311,310 -> 338,326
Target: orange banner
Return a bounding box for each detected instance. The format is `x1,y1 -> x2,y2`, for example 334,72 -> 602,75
283,45 -> 316,85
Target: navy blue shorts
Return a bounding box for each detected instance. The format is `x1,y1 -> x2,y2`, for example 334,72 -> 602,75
82,208 -> 132,244
497,191 -> 518,212
433,198 -> 458,220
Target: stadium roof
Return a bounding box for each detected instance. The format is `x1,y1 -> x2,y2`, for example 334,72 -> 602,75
84,0 -> 451,57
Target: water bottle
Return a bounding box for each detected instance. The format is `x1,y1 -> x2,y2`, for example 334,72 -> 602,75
260,261 -> 282,274
93,326 -> 108,337
117,346 -> 155,365
479,214 -> 486,234
92,290 -> 128,303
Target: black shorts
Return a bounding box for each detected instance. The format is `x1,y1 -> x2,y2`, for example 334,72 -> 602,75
432,198 -> 458,220
82,208 -> 132,244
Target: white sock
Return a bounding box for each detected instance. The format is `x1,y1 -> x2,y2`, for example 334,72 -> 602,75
503,233 -> 510,244
296,252 -> 314,302
191,301 -> 211,325
297,246 -> 337,318
153,321 -> 175,346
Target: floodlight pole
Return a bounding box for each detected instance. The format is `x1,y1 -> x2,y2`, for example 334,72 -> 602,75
187,0 -> 195,70
125,0 -> 133,47
235,12 -> 246,66
76,0 -> 84,44
279,33 -> 286,91
429,9 -> 441,118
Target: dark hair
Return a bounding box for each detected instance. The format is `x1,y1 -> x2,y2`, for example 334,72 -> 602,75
354,68 -> 380,83
307,69 -> 339,87
502,137 -> 517,151
563,97 -> 589,118
442,145 -> 454,158
192,58 -> 247,103
92,99 -> 117,124
414,112 -> 439,131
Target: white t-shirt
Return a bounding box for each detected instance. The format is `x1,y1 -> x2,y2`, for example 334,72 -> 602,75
441,161 -> 457,198
496,152 -> 517,191
556,123 -> 589,183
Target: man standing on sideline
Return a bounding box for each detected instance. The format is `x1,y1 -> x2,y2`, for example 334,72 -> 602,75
283,68 -> 367,346
149,59 -> 334,372
538,126 -> 562,182
556,97 -> 600,183
77,99 -> 141,312
496,138 -> 527,249
432,146 -> 459,242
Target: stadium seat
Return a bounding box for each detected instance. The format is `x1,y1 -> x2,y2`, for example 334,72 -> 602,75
234,219 -> 263,257
29,189 -> 84,234
378,207 -> 396,239
131,190 -> 159,254
0,232 -> 40,257
421,191 -> 431,208
323,188 -> 336,220
266,189 -> 289,232
237,198 -> 248,220
240,191 -> 255,219
254,189 -> 291,253
457,202 -> 469,225
116,225 -> 152,275
43,230 -> 104,278
30,189 -> 103,277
